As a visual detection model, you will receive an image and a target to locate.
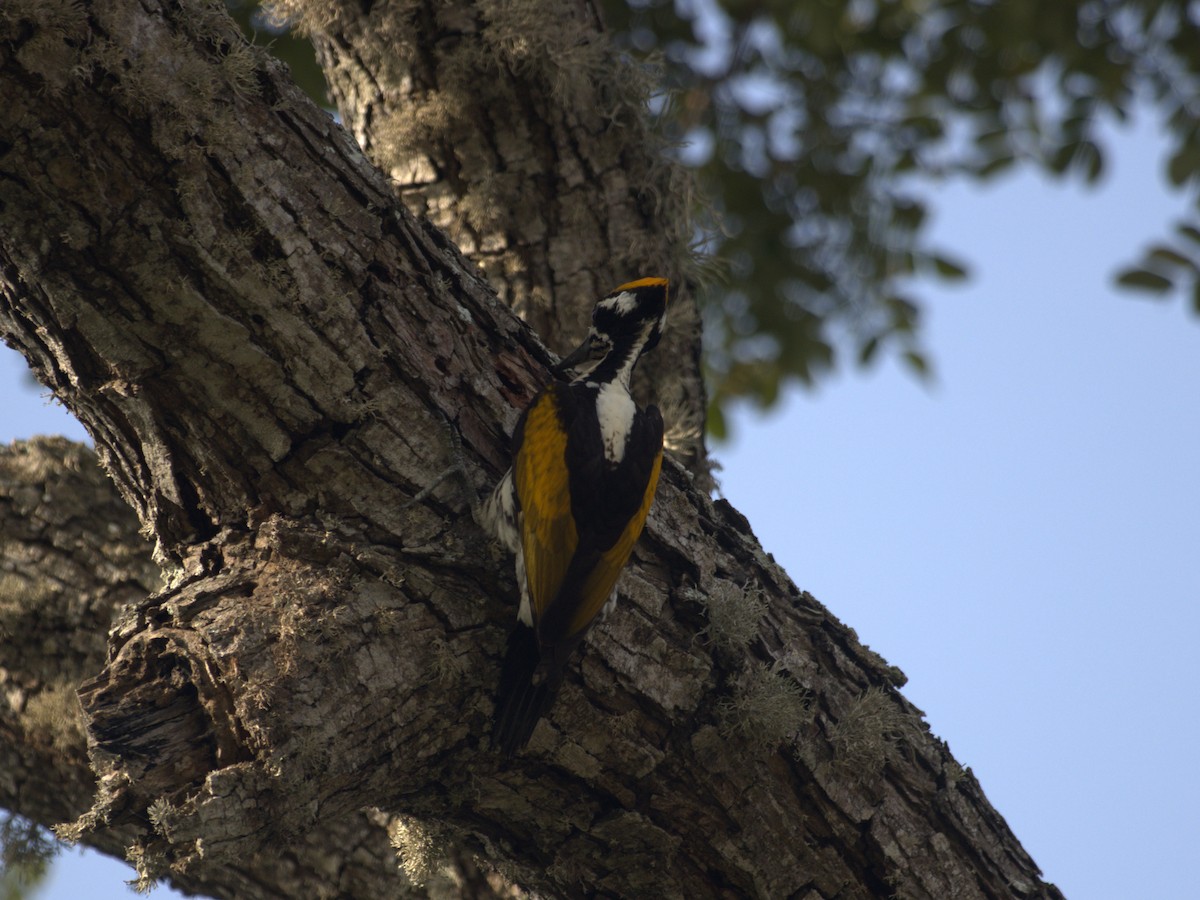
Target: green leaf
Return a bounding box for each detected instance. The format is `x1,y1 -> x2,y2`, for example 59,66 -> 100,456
885,295 -> 919,332
887,250 -> 916,277
976,154 -> 1015,178
901,350 -> 931,379
1050,142 -> 1077,174
858,335 -> 880,366
707,401 -> 728,441
1147,245 -> 1196,271
1050,140 -> 1104,182
1079,140 -> 1104,184
930,254 -> 969,280
892,200 -> 927,232
974,128 -> 1010,151
1114,267 -> 1175,294
1178,223 -> 1200,246
1166,145 -> 1200,187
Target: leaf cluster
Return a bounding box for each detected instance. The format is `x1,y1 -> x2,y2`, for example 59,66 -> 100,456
604,0 -> 1200,433
0,813 -> 56,900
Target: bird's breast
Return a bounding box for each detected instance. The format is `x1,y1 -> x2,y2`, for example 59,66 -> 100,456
593,382 -> 636,465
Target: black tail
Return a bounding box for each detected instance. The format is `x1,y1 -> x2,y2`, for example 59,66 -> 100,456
491,624 -> 563,757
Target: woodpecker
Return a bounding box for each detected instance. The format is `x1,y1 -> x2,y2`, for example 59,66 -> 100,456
482,277 -> 669,755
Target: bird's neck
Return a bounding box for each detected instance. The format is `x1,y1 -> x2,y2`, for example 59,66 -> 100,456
584,335 -> 644,390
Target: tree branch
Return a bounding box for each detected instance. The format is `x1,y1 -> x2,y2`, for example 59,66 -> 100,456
0,439 -> 152,851
270,0 -> 709,470
0,1 -> 1063,897
0,439 -> 462,898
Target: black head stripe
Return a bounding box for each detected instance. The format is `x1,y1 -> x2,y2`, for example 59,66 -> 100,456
593,280 -> 669,338
643,321 -> 663,353
591,303 -> 625,335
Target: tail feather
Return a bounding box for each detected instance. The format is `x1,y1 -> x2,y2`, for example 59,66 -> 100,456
491,624 -> 563,756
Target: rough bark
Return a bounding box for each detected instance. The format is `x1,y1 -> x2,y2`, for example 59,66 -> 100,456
0,439 -> 152,866
0,439 -> 451,898
0,1 -> 1063,898
268,0 -> 709,473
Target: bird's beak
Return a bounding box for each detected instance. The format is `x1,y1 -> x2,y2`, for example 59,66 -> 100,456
553,337 -> 592,374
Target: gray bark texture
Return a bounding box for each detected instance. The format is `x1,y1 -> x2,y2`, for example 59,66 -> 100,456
274,0 -> 709,473
0,1 -> 1063,898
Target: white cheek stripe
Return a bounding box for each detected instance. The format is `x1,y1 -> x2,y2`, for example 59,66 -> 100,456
598,290 -> 638,315
482,469 -> 520,554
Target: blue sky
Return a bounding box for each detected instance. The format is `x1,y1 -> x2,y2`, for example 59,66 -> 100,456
719,117 -> 1199,898
5,117 -> 1198,898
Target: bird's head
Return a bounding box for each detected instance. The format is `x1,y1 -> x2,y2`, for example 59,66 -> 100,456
555,278 -> 669,378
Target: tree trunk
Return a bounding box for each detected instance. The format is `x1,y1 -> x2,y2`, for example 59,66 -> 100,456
277,0 -> 710,472
0,1 -> 1063,897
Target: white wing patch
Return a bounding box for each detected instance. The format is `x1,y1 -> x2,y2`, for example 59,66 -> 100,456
481,468 -> 520,553
484,469 -> 532,624
595,382 -> 636,464
515,533 -> 533,626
